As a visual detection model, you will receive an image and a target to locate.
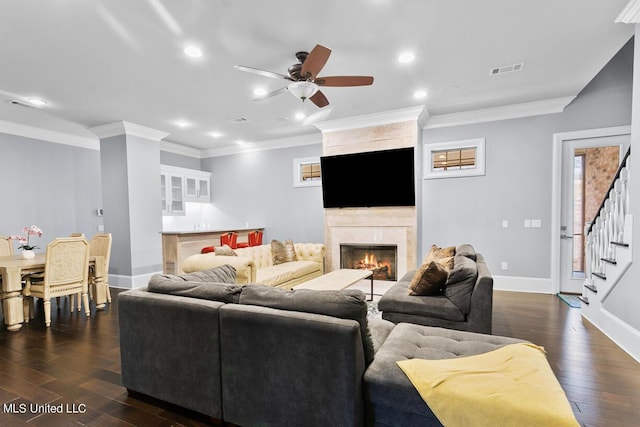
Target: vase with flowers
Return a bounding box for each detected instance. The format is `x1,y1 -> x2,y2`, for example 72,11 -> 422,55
10,225 -> 43,259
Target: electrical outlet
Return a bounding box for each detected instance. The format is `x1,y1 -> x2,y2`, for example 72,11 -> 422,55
501,262 -> 508,270
97,224 -> 104,232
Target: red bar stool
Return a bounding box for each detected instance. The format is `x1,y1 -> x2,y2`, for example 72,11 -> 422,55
237,230 -> 263,248
220,232 -> 238,249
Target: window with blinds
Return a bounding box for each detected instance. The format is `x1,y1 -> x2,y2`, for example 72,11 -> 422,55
301,162 -> 321,181
432,147 -> 477,171
424,138 -> 486,179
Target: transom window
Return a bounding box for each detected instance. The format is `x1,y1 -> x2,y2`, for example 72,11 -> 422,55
293,156 -> 322,187
301,162 -> 321,181
424,138 -> 485,179
432,147 -> 477,171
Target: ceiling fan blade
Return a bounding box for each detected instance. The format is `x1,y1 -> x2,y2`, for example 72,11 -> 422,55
309,90 -> 330,108
234,65 -> 292,81
315,76 -> 374,87
253,86 -> 288,101
301,44 -> 331,80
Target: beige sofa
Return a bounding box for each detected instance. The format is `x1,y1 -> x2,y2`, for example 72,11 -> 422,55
182,243 -> 325,288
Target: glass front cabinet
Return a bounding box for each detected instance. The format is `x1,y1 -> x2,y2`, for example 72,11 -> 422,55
161,165 -> 211,215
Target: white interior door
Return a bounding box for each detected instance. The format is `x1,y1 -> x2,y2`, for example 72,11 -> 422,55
559,134 -> 627,293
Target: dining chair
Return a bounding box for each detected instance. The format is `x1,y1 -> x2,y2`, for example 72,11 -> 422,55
23,237 -> 91,327
88,233 -> 112,306
60,233 -> 88,310
70,232 -> 85,238
220,232 -> 238,249
0,235 -> 13,256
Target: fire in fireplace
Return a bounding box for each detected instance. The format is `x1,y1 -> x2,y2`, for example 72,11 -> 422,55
340,244 -> 397,281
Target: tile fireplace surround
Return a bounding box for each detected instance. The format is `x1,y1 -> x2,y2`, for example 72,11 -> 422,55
325,206 -> 417,279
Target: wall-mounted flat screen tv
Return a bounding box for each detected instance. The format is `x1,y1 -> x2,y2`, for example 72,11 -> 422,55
320,147 -> 415,208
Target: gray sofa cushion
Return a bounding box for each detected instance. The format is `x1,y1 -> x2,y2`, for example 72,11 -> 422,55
364,324 -> 527,424
379,272 -> 466,322
147,265 -> 242,303
443,254 -> 478,314
162,264 -> 238,283
239,284 -> 376,364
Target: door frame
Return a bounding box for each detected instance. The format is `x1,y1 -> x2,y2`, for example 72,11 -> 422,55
550,125 -> 631,294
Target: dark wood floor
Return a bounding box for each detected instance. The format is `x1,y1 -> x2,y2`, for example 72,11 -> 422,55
1,290 -> 639,426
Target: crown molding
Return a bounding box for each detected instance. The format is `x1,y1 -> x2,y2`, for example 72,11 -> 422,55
314,105 -> 427,133
616,0 -> 640,23
201,132 -> 322,158
0,120 -> 99,150
89,121 -> 169,141
159,140 -> 203,158
423,96 -> 576,129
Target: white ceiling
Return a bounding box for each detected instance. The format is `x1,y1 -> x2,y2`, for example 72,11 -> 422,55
0,0 -> 634,152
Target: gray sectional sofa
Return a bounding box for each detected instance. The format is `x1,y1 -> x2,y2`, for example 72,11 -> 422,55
379,246 -> 493,334
119,265 -> 525,426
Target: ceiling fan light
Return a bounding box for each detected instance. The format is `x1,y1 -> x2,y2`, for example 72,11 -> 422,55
288,81 -> 318,100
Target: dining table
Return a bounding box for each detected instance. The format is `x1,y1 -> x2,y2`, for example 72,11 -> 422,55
0,253 -> 107,331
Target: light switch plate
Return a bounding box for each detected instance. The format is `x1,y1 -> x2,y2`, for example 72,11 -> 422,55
524,219 -> 531,228
532,219 -> 542,228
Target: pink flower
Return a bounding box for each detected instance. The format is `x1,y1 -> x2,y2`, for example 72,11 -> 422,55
9,225 -> 43,250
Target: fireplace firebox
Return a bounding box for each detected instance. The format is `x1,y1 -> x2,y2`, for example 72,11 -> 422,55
340,244 -> 397,281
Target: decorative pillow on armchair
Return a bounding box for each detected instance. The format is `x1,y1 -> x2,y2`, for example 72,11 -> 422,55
271,239 -> 297,264
408,259 -> 451,296
423,244 -> 456,264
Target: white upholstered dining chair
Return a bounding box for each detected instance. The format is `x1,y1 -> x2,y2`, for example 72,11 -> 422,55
89,233 -> 112,305
23,237 -> 91,327
0,235 -> 14,256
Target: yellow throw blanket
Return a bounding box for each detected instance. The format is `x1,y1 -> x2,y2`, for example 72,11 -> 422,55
397,343 -> 579,427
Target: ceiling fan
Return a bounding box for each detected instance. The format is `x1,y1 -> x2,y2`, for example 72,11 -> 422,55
234,44 -> 374,108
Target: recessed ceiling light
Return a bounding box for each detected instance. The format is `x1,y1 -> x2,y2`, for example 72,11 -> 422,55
253,88 -> 267,97
209,131 -> 223,138
173,120 -> 191,128
235,140 -> 246,146
398,52 -> 415,64
413,90 -> 427,99
184,45 -> 202,58
294,112 -> 305,121
27,97 -> 47,106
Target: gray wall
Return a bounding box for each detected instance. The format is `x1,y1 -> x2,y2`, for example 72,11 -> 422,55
160,150 -> 202,170
421,38 -> 633,279
201,144 -> 324,243
0,133 -> 103,249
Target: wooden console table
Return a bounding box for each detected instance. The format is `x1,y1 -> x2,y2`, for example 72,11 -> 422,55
161,227 -> 265,274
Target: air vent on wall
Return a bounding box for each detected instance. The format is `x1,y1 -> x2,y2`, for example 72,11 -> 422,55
8,99 -> 37,108
489,62 -> 524,75
228,117 -> 249,124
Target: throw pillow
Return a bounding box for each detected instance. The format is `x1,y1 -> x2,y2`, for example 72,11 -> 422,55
239,284 -> 375,365
408,260 -> 449,296
443,254 -> 478,314
271,239 -> 297,265
456,244 -> 477,261
423,244 -> 456,264
215,244 -> 237,256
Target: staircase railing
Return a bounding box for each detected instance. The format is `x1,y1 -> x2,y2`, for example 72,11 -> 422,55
585,147 -> 630,283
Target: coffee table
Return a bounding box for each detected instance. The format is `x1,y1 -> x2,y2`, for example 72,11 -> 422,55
293,268 -> 374,301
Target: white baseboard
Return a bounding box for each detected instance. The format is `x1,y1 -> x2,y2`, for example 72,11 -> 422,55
108,272 -> 160,290
582,308 -> 640,364
493,275 -> 553,294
